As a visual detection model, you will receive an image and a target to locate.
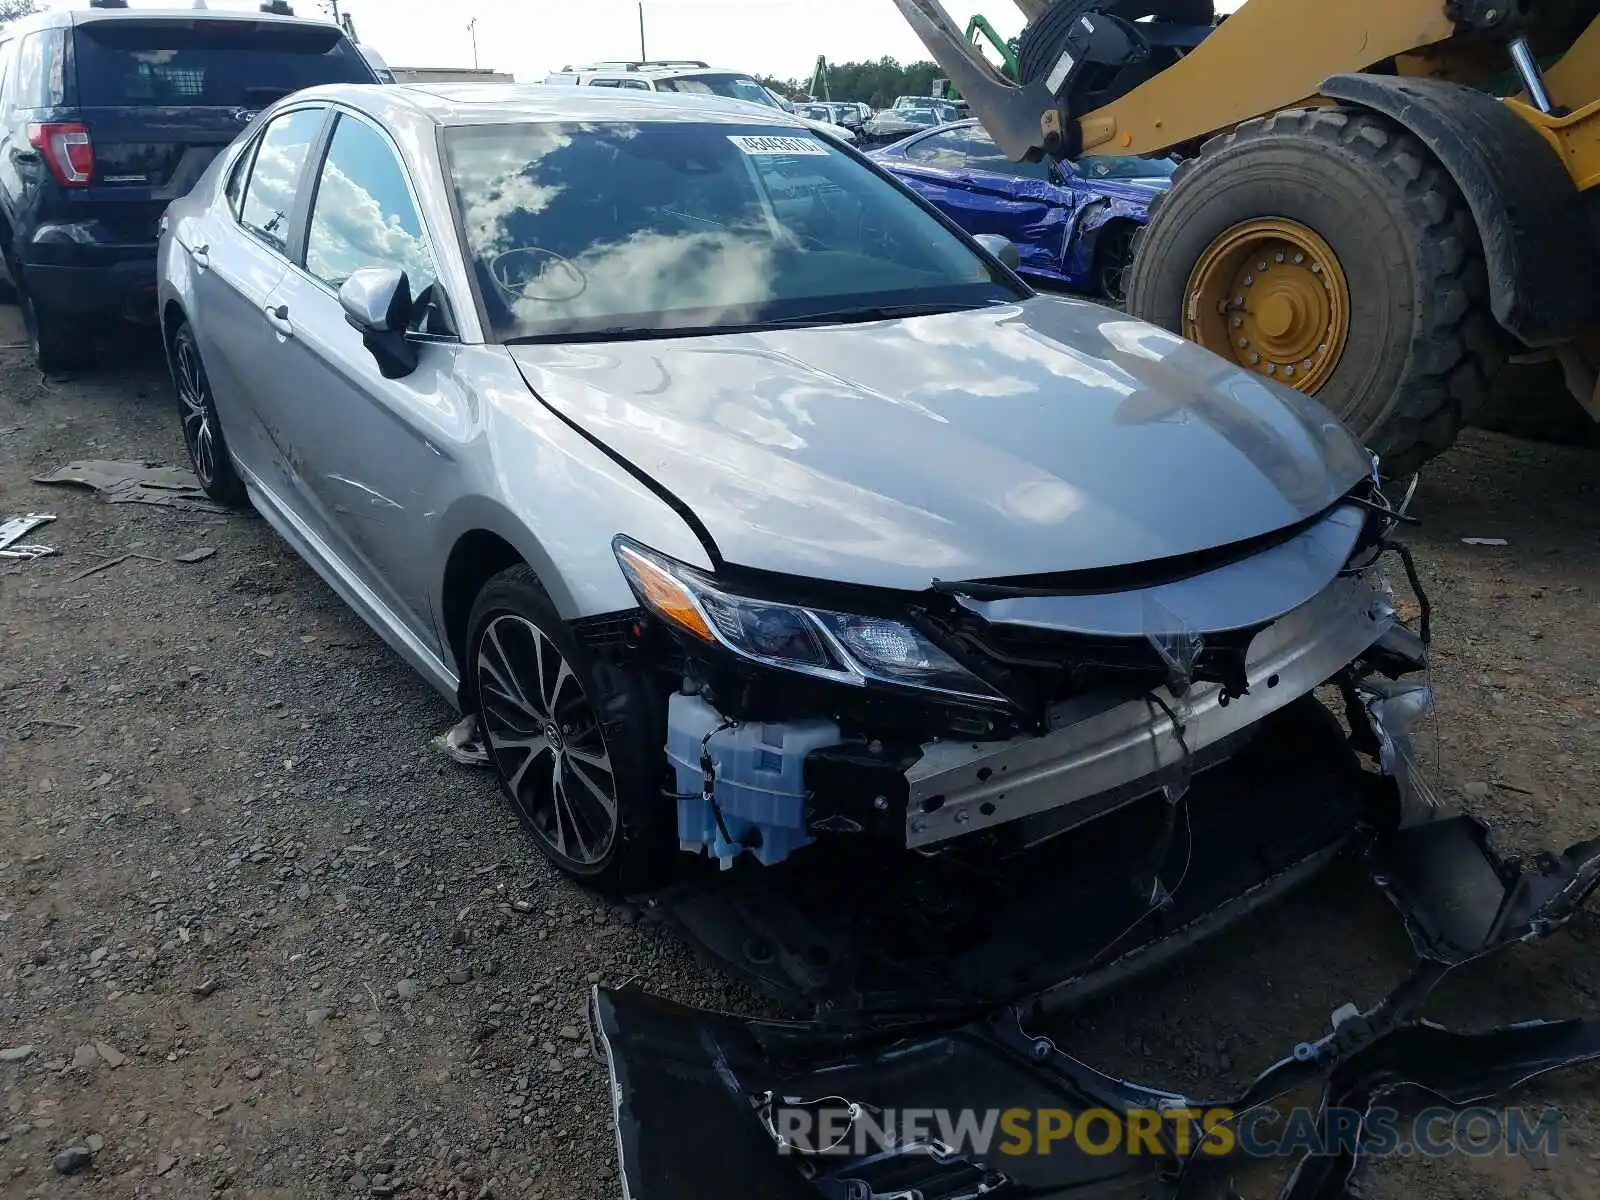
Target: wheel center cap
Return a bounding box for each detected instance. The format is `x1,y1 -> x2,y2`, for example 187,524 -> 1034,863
544,720 -> 564,752
1257,292 -> 1296,339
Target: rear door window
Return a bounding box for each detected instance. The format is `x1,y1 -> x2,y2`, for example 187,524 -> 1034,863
238,106 -> 325,253
72,19 -> 373,109
12,28 -> 65,108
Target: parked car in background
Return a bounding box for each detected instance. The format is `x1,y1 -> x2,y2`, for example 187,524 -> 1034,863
874,119 -> 1173,304
861,101 -> 958,147
797,101 -> 863,134
0,0 -> 377,372
543,61 -> 856,141
158,83 -> 1420,919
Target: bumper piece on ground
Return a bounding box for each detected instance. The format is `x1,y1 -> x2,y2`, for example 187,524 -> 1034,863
599,813 -> 1600,1200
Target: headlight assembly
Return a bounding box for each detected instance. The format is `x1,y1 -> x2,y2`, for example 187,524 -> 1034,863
613,538 -> 1001,702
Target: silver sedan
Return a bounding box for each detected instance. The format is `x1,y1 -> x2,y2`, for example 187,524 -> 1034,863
157,83 -> 1426,897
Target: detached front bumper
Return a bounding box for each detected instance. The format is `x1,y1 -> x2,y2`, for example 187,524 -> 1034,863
600,816 -> 1600,1200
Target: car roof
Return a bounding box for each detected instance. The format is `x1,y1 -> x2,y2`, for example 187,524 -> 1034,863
291,81 -> 815,130
9,4 -> 341,31
555,62 -> 753,80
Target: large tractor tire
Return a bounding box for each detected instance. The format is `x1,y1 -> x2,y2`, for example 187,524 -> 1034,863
1124,106 -> 1504,478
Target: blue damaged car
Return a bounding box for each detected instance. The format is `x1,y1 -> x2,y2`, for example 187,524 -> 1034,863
873,118 -> 1174,305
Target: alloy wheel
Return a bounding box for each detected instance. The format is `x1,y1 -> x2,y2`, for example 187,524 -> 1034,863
475,614 -> 619,869
175,338 -> 217,487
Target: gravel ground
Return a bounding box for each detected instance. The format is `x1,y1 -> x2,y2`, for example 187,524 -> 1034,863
2,318 -> 1598,1200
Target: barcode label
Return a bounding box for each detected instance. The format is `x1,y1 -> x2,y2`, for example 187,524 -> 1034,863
728,135 -> 829,157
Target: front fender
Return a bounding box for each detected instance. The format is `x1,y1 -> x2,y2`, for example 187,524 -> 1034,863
1320,73 -> 1600,347
426,370 -> 715,630
1063,193 -> 1148,284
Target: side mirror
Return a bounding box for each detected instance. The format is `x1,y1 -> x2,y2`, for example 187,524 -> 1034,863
340,266 -> 418,379
973,233 -> 1021,272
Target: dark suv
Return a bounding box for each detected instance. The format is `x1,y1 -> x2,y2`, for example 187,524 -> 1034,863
0,1 -> 377,370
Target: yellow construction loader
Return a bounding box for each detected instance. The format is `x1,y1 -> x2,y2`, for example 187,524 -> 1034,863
893,0 -> 1600,474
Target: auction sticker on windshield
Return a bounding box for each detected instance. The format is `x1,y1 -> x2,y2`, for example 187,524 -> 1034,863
730,135 -> 829,156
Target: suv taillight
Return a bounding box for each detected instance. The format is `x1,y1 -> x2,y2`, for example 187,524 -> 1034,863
28,122 -> 94,187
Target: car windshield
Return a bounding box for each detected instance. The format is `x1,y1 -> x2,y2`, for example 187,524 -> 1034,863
798,104 -> 833,121
1077,154 -> 1179,181
72,18 -> 373,108
654,72 -> 779,108
445,120 -> 1021,343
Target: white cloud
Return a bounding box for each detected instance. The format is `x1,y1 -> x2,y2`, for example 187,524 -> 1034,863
502,229 -> 778,329
44,0 -> 1250,84
333,0 -> 1248,82
339,0 -> 1028,83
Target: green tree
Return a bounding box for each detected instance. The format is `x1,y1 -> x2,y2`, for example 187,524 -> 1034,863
823,56 -> 943,108
0,0 -> 38,20
754,74 -> 803,100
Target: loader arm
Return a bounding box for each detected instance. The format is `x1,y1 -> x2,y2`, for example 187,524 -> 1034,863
890,0 -> 1462,160
890,0 -> 1067,159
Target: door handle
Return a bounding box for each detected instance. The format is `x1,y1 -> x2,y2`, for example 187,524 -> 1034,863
190,243 -> 209,269
263,302 -> 293,338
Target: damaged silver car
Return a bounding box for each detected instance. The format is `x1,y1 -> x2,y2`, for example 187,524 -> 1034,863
159,81 -> 1431,902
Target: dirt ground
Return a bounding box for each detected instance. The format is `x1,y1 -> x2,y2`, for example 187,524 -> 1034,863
1,312 -> 1598,1200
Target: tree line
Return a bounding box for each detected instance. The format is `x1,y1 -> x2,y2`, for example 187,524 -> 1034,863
758,58 -> 950,110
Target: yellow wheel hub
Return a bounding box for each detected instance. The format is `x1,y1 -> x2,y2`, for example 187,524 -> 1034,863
1182,218 -> 1350,394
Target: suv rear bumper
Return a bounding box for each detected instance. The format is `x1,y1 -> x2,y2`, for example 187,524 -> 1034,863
21,237 -> 158,319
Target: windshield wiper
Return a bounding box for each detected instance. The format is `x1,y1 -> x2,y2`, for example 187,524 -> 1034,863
503,302 -> 1010,345
504,326 -> 703,346
752,300 -> 1008,328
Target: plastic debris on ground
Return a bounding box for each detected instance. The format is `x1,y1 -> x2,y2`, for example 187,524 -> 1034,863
432,713 -> 491,768
33,460 -> 227,513
593,813 -> 1600,1200
0,512 -> 57,560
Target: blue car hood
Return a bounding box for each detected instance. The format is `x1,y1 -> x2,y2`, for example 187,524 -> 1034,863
509,296 -> 1371,590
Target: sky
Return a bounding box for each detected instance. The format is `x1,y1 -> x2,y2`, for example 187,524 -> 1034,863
326,0 -> 1026,83
40,0 -> 1245,87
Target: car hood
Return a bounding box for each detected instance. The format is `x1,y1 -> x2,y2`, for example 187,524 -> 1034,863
508,296 -> 1371,590
871,117 -> 933,134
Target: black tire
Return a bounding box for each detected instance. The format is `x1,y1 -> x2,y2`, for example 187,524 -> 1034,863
1472,359 -> 1594,445
1123,106 -> 1504,478
1017,0 -> 1213,91
171,320 -> 249,509
0,225 -> 20,304
18,276 -> 84,374
466,566 -> 671,894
